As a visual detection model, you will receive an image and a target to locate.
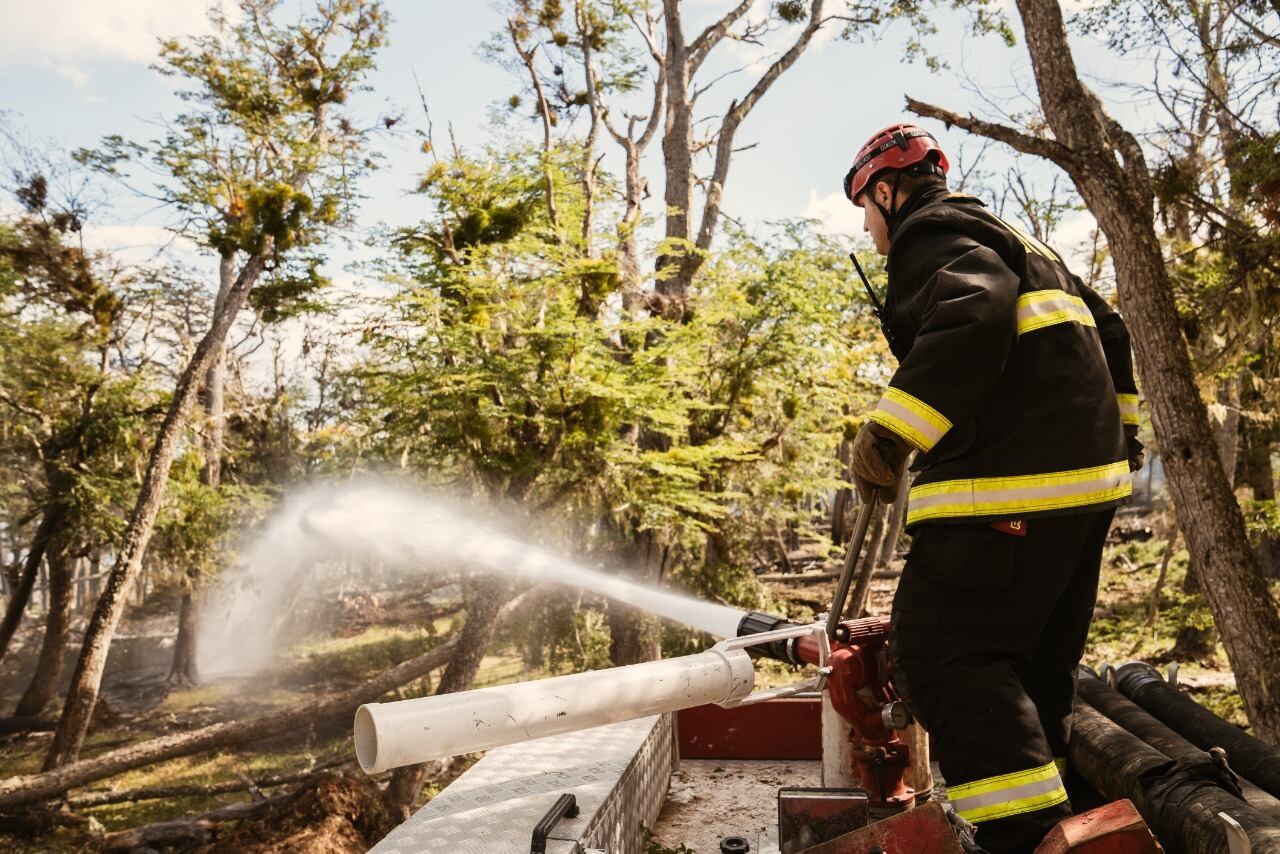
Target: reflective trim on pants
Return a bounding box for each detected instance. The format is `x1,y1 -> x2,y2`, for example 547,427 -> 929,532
1117,393 -> 1140,427
1016,290 -> 1097,336
906,461 -> 1132,525
949,760 -> 1069,824
868,387 -> 953,452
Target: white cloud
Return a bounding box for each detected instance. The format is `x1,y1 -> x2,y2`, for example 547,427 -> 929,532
803,189 -> 863,237
0,1 -> 227,70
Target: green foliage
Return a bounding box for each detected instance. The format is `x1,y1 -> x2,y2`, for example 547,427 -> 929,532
1074,0 -> 1280,427
249,256 -> 332,322
152,478 -> 272,582
0,209 -> 170,565
515,593 -> 613,674
343,132 -> 894,666
644,836 -> 697,854
1240,500 -> 1280,546
775,0 -> 808,22
79,0 -> 387,319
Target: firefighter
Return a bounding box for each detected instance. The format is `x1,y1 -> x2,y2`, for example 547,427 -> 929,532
842,123 -> 1143,853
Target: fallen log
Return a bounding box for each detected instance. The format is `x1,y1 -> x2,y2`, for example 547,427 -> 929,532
101,787 -> 298,852
68,758 -> 350,808
0,715 -> 57,736
0,588 -> 537,810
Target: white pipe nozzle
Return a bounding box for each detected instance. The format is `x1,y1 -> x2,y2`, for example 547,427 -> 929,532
354,646 -> 755,774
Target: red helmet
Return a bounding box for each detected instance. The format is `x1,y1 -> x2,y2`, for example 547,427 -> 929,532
843,123 -> 950,202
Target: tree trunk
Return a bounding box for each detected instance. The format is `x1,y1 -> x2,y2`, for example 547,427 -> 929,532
87,553 -> 101,604
169,251 -> 236,689
1240,401 -> 1277,578
383,578 -> 508,819
831,436 -> 854,546
1210,379 -> 1241,490
14,544 -> 73,717
657,0 -> 693,297
1013,0 -> 1280,743
0,506 -> 66,663
608,528 -> 665,666
1240,425 -> 1275,502
0,588 -> 537,809
44,250 -> 270,770
168,594 -> 200,687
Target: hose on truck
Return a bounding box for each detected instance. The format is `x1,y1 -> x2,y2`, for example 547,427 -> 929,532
1116,662 -> 1280,801
1077,671 -> 1280,821
1069,697 -> 1280,854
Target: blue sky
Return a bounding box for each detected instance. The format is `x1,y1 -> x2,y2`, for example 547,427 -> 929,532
0,0 -> 1157,391
0,1 -> 1156,252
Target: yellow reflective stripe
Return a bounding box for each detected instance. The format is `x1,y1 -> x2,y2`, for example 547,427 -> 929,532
868,387 -> 953,452
1016,290 -> 1097,336
1117,393 -> 1140,426
950,760 -> 1068,824
907,461 -> 1132,525
1054,757 -> 1067,776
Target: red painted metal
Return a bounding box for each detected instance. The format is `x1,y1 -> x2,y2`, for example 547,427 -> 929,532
795,615 -> 914,810
797,800 -> 964,854
777,787 -> 871,853
1034,800 -> 1164,854
677,697 -> 824,760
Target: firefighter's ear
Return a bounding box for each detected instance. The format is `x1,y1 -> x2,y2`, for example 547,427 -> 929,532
872,179 -> 894,210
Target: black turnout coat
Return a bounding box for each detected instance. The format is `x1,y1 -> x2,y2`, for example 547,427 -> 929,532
866,186 -> 1140,529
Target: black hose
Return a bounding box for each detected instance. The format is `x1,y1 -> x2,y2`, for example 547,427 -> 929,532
1117,662 -> 1280,800
1069,698 -> 1280,853
1078,672 -> 1280,820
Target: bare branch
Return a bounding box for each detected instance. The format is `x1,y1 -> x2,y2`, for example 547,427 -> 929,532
624,4 -> 665,64
688,0 -> 755,73
506,19 -> 560,234
0,388 -> 48,426
694,0 -> 831,254
904,96 -> 1081,172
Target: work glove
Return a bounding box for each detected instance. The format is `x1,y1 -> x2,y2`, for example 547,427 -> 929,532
852,421 -> 911,502
1125,425 -> 1144,472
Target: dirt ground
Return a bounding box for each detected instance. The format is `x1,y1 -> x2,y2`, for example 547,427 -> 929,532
651,759 -> 820,853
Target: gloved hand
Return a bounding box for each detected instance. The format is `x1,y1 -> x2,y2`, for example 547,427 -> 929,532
852,421 -> 911,502
1125,425 -> 1144,472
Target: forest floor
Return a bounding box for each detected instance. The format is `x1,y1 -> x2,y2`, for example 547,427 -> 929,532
0,510 -> 1258,852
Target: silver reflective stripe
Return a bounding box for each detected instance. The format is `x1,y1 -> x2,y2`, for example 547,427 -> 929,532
874,397 -> 945,449
1016,291 -> 1095,335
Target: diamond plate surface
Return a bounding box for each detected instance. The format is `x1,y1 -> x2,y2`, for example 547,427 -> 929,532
370,714 -> 671,854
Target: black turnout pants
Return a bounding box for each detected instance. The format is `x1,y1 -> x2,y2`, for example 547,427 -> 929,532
888,509 -> 1115,854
